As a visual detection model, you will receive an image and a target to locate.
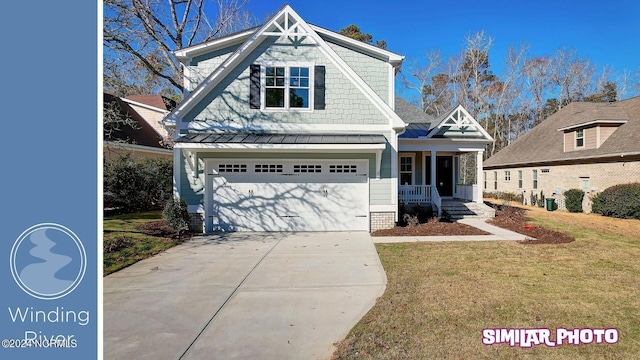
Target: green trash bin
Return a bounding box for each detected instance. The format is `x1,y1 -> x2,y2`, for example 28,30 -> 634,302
545,198 -> 555,211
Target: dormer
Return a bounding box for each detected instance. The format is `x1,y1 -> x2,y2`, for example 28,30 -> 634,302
558,119 -> 627,152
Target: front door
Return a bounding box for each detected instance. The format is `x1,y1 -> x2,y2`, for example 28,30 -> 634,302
436,156 -> 453,196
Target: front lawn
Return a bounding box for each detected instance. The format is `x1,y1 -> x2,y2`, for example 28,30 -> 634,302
103,211 -> 187,275
332,212 -> 640,359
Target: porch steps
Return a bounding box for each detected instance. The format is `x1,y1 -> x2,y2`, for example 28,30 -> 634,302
440,200 -> 495,220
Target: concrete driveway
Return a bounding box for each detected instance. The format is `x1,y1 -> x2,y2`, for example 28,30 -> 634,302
104,232 -> 386,360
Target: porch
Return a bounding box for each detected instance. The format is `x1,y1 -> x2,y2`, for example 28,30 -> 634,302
395,104 -> 494,217
396,150 -> 485,214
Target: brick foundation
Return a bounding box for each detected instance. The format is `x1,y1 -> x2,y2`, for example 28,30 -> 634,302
370,212 -> 395,232
189,213 -> 205,233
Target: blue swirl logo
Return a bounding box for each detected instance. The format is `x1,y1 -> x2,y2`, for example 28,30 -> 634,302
10,223 -> 86,300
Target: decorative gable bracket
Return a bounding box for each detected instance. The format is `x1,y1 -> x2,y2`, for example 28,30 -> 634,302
182,150 -> 198,183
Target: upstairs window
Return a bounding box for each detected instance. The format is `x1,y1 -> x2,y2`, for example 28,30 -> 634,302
575,129 -> 584,148
264,65 -> 310,110
533,170 -> 538,189
505,171 -> 511,181
251,64 -> 325,111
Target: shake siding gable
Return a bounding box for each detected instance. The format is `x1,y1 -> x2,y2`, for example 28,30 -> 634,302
184,37 -> 389,126
187,45 -> 241,91
326,41 -> 389,106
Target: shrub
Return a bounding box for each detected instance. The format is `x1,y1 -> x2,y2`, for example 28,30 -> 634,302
538,191 -> 545,208
592,183 -> 640,219
398,203 -> 434,226
530,192 -> 539,207
104,235 -> 133,253
104,154 -> 173,213
564,189 -> 585,213
163,197 -> 190,235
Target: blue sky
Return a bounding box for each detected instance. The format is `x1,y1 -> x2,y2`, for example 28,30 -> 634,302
245,0 -> 639,91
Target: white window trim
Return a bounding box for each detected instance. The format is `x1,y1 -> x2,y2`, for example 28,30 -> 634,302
399,154 -> 415,186
575,129 -> 585,148
533,170 -> 538,189
505,170 -> 511,182
580,177 -> 590,192
260,62 -> 314,112
518,170 -> 523,189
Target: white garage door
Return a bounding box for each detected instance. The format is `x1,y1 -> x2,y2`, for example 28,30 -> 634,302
206,159 -> 369,232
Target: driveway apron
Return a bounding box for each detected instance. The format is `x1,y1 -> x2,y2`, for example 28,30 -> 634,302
103,232 -> 386,360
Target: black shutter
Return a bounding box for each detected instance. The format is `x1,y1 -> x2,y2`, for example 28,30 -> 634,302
314,65 -> 326,110
250,64 -> 261,109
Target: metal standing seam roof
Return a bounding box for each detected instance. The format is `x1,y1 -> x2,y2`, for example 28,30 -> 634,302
175,133 -> 387,145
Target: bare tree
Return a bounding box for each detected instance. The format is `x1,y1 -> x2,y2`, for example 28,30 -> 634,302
522,56 -> 552,125
103,0 -> 255,97
401,50 -> 455,116
550,48 -> 595,110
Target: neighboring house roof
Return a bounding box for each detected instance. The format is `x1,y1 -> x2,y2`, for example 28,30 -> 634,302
165,4 -> 406,130
104,93 -> 165,148
484,96 -> 640,169
124,95 -> 176,112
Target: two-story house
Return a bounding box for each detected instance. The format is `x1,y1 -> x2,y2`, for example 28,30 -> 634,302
163,5 -> 493,233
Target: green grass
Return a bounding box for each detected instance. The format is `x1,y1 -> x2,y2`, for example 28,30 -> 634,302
333,214 -> 640,359
103,211 -> 184,275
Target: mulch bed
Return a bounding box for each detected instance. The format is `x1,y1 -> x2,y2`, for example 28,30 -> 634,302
137,220 -> 178,236
372,218 -> 490,237
487,204 -> 575,244
372,205 -> 575,244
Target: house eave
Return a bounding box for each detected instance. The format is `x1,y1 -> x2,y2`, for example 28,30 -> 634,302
557,119 -> 628,132
483,151 -> 640,170
172,28 -> 257,63
309,24 -> 404,65
174,143 -> 386,151
120,98 -> 170,114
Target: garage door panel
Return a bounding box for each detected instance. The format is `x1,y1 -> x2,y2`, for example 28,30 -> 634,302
208,160 -> 369,232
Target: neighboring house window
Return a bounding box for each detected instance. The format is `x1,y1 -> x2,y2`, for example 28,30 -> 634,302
505,171 -> 511,181
581,178 -> 590,192
575,129 -> 584,148
518,170 -> 523,189
533,170 -> 538,189
494,171 -> 498,190
400,156 -> 414,185
483,171 -> 487,189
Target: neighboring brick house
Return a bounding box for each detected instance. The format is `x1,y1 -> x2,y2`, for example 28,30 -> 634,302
483,96 -> 640,212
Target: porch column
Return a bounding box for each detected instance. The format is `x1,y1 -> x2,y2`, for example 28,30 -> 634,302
476,150 -> 484,203
421,152 -> 426,185
430,151 -> 436,192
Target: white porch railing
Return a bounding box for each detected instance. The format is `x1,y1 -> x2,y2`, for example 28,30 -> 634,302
398,185 -> 431,203
454,184 -> 478,202
431,185 -> 442,216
